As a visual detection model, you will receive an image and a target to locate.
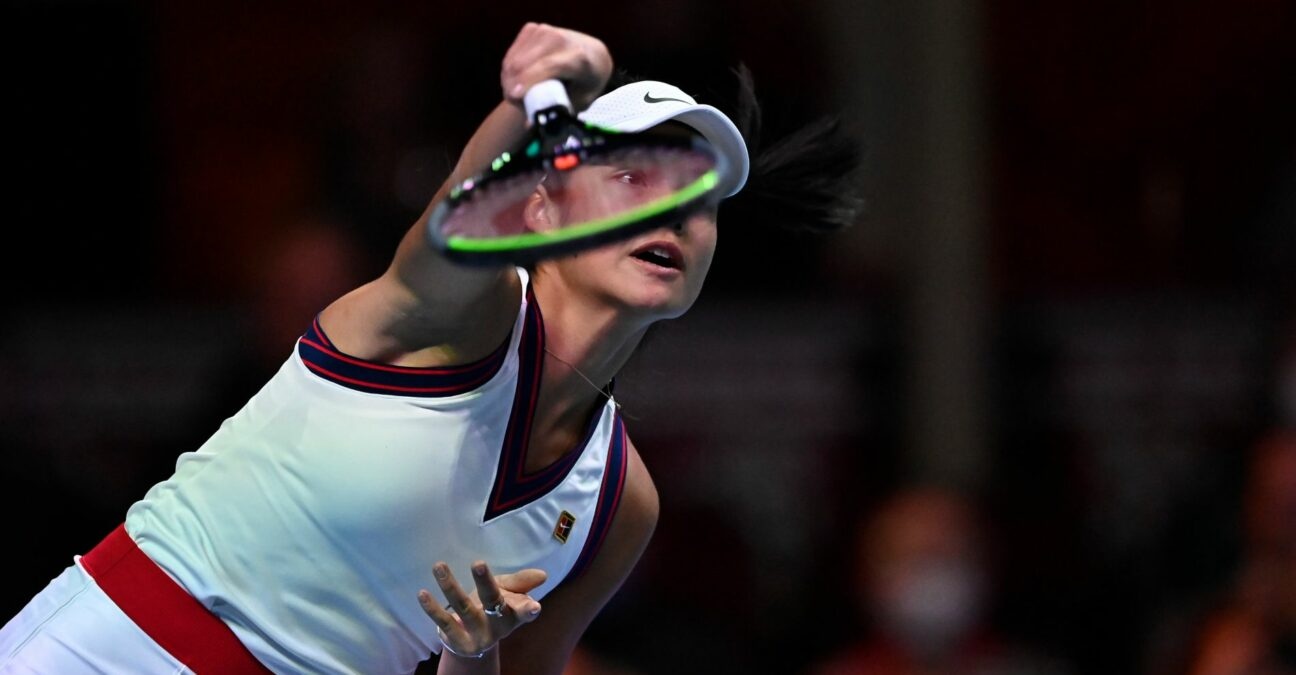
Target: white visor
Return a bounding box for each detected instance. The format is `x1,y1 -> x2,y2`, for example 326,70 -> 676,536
578,80 -> 749,198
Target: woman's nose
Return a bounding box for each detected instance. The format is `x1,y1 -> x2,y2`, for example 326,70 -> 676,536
674,210 -> 716,235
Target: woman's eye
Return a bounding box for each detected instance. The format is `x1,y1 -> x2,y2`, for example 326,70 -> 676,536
612,170 -> 646,186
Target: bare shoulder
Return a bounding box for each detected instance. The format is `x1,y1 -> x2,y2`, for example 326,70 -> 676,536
317,263 -> 520,367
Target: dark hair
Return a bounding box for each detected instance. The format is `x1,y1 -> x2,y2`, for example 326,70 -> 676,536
606,65 -> 866,233
725,63 -> 865,233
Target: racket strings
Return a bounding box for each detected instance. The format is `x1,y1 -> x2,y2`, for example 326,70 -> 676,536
441,145 -> 718,241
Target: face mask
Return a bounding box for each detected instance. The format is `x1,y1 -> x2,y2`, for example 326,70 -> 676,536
880,559 -> 983,658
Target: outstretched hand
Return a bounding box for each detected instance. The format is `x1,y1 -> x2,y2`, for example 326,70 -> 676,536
419,560 -> 548,660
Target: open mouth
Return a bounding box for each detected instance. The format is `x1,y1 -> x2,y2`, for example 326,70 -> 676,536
630,242 -> 683,270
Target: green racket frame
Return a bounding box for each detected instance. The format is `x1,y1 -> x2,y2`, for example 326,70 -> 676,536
426,82 -> 724,265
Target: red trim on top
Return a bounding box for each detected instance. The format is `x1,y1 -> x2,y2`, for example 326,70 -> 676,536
301,360 -> 498,394
299,336 -> 504,376
81,524 -> 273,674
311,317 -> 335,348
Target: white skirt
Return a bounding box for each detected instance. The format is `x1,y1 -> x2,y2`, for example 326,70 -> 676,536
0,558 -> 188,674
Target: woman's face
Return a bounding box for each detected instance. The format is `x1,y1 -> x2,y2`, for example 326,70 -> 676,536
537,205 -> 718,322
531,124 -> 720,322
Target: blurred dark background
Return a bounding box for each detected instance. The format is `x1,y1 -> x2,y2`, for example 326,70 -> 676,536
3,2 -> 1295,674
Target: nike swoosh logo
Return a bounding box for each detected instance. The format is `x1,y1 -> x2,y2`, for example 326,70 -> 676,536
643,92 -> 692,105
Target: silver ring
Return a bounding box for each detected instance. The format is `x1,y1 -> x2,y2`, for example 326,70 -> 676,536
483,600 -> 505,617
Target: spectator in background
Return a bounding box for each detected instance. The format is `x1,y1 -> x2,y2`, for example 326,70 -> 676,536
1177,432 -> 1296,675
809,485 -> 1066,675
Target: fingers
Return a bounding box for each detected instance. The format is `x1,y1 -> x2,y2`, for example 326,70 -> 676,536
419,561 -> 546,658
494,568 -> 548,595
417,587 -> 455,628
423,562 -> 494,658
500,23 -> 612,107
473,562 -> 544,623
470,561 -> 506,618
504,594 -> 543,624
418,586 -> 468,648
434,562 -> 477,617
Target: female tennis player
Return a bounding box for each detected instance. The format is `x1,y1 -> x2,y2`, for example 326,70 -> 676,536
1,21 -> 859,675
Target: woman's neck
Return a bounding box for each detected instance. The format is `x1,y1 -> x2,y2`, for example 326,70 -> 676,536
524,272 -> 648,468
531,276 -> 647,405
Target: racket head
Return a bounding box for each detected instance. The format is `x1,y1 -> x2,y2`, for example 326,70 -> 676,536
427,108 -> 725,266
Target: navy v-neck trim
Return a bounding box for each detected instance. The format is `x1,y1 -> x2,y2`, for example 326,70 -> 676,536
568,414 -> 628,579
297,316 -> 509,397
483,287 -> 601,521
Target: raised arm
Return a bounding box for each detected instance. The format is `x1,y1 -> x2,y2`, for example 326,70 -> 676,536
318,23 -> 612,367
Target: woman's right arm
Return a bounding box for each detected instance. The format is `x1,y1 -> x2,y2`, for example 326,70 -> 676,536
318,23 -> 611,367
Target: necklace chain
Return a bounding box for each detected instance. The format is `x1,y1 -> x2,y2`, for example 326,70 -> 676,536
543,346 -> 616,406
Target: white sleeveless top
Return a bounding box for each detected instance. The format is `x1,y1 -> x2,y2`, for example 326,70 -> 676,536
124,269 -> 628,674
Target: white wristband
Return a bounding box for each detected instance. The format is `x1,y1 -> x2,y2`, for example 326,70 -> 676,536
523,79 -> 572,119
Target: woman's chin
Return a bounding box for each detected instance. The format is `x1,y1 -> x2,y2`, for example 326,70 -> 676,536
619,289 -> 698,322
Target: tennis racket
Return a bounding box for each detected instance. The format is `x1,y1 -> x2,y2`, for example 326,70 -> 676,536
426,80 -> 725,265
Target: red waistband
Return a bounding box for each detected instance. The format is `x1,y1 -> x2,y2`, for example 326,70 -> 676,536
81,524 -> 273,674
